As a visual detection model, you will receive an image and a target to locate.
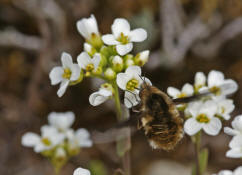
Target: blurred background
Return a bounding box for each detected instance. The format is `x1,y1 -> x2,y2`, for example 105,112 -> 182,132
0,0 -> 242,174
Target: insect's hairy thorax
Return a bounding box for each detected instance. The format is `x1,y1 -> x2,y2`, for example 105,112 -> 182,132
138,84 -> 184,151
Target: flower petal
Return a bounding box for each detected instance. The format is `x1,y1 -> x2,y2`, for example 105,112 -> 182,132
208,70 -> 224,87
226,148 -> 242,158
182,83 -> 194,96
77,52 -> 92,69
48,112 -> 75,130
76,14 -> 98,39
124,91 -> 140,108
229,135 -> 242,148
99,89 -> 112,97
70,64 -> 81,81
102,34 -> 120,45
92,53 -> 101,70
125,65 -> 141,76
116,43 -> 133,56
111,18 -> 130,38
200,100 -> 217,117
224,127 -> 240,136
61,52 -> 73,68
21,132 -> 40,147
49,67 -> 64,85
75,128 -> 93,147
167,87 -> 180,98
129,28 -> 147,42
73,167 -> 91,175
216,170 -> 233,175
194,72 -> 206,87
57,79 -> 69,97
221,79 -> 238,95
89,91 -> 108,106
116,73 -> 131,90
234,166 -> 242,175
232,115 -> 242,132
203,117 -> 222,136
184,118 -> 202,136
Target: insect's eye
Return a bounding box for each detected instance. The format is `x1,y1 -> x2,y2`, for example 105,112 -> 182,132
147,93 -> 168,111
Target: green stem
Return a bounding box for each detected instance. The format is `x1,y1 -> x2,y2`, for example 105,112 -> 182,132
112,82 -> 131,175
194,131 -> 201,175
113,83 -> 122,120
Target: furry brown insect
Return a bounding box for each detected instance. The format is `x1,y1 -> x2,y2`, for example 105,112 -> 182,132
135,82 -> 184,151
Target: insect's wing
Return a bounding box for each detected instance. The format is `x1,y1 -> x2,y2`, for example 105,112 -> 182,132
91,107 -> 141,144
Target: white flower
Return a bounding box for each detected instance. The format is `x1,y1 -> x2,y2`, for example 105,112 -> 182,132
55,147 -> 66,159
194,72 -> 206,90
89,84 -> 113,106
167,83 -> 194,99
67,128 -> 93,149
116,66 -> 151,108
48,111 -> 75,132
73,167 -> 91,175
77,52 -> 101,72
184,100 -> 222,136
102,18 -> 147,56
49,52 -> 81,97
214,97 -> 234,120
224,115 -> 242,136
214,166 -> 242,175
21,125 -> 65,153
76,14 -> 99,40
207,70 -> 238,96
226,135 -> 242,158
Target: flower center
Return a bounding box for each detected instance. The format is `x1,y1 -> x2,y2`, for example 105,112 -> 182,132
221,106 -> 225,114
62,68 -> 72,79
210,86 -> 221,96
177,93 -> 186,98
41,137 -> 52,146
86,63 -> 94,72
196,113 -> 210,123
117,32 -> 130,44
126,78 -> 139,91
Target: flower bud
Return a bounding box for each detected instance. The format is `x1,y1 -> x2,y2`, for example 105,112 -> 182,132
134,50 -> 149,66
123,54 -> 134,69
112,55 -> 123,72
84,43 -> 96,56
104,68 -> 116,80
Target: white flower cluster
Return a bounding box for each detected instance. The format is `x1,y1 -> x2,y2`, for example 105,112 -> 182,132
213,166 -> 242,175
224,115 -> 242,158
167,70 -> 238,136
49,14 -> 150,109
22,112 -> 92,169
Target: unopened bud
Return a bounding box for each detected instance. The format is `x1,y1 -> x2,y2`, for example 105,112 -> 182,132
104,68 -> 116,80
134,50 -> 149,66
112,55 -> 123,72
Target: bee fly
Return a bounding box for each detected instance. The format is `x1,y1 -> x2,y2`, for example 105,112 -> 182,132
92,78 -> 216,151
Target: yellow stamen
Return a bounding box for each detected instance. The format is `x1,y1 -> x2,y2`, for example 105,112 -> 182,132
210,86 -> 221,96
126,78 -> 139,91
117,32 -> 130,44
62,68 -> 72,79
177,93 -> 187,98
86,63 -> 94,72
196,113 -> 210,123
41,137 -> 52,146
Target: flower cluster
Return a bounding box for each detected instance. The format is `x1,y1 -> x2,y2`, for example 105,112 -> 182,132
49,14 -> 150,108
224,115 -> 242,158
213,166 -> 242,175
167,70 -> 238,136
21,112 -> 92,171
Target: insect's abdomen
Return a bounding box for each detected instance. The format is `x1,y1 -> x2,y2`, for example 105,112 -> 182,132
142,114 -> 184,151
